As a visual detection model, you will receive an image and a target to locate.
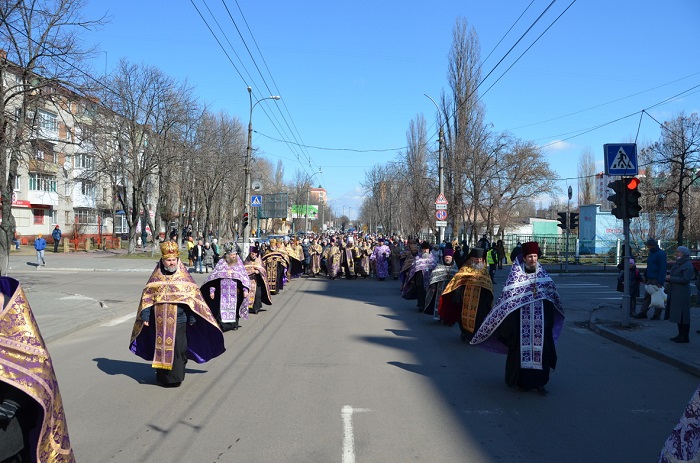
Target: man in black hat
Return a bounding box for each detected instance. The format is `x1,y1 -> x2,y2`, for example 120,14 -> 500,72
633,238 -> 668,319
437,248 -> 494,342
471,242 -> 564,394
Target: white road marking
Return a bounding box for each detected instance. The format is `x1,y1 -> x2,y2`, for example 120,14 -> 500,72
101,314 -> 134,327
342,406 -> 371,463
60,294 -> 95,301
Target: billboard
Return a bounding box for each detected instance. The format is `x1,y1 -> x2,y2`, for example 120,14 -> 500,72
259,193 -> 289,219
291,204 -> 319,219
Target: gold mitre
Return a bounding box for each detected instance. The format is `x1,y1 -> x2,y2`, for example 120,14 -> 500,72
160,241 -> 180,259
269,239 -> 277,245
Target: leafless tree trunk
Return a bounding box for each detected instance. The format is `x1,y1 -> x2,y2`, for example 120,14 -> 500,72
645,112 -> 700,246
0,0 -> 102,273
577,147 -> 596,206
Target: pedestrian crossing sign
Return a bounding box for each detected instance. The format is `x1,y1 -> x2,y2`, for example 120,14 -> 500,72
604,143 -> 638,176
251,195 -> 262,207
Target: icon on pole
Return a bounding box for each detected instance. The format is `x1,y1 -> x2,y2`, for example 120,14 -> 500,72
604,143 -> 638,176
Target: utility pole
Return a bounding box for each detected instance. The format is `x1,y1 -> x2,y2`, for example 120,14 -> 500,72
425,94 -> 445,244
438,124 -> 445,244
565,186 -> 571,272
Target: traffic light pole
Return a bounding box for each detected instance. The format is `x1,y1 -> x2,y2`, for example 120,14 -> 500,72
621,183 -> 631,327
565,189 -> 571,273
622,215 -> 631,327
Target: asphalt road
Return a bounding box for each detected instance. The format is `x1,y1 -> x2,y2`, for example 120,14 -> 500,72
33,269 -> 698,462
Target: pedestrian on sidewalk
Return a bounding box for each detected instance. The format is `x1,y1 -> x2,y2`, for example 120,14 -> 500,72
34,234 -> 46,266
51,224 -> 62,253
633,238 -> 667,319
666,246 -> 694,343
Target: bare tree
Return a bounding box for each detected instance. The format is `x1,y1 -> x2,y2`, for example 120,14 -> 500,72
577,147 -> 596,206
0,0 -> 102,273
401,114 -> 433,235
97,59 -> 194,253
644,112 -> 700,246
442,17 -> 488,243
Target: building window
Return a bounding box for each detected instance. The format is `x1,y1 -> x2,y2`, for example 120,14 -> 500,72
33,209 -> 45,225
80,181 -> 95,198
29,173 -> 57,192
65,211 -> 70,224
13,176 -> 20,191
75,154 -> 94,169
75,208 -> 97,225
50,209 -> 58,224
31,140 -> 56,162
38,110 -> 58,134
114,214 -> 128,234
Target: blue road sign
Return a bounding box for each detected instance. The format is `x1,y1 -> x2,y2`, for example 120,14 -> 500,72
251,195 -> 262,207
604,143 -> 638,176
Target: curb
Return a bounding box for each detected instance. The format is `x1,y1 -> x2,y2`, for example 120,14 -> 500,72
588,321 -> 700,378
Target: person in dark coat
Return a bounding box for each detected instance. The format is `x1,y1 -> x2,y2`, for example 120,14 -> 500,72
510,242 -> 522,263
666,246 -> 695,343
633,238 -> 668,319
617,258 -> 641,316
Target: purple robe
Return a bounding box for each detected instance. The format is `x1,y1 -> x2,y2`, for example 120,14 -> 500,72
203,257 -> 251,321
130,261 -> 225,365
471,261 -> 564,360
401,253 -> 437,297
370,244 -> 391,278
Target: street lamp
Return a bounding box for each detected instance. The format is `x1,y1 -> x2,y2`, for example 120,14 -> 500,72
243,87 -> 280,258
425,94 -> 445,244
305,168 -> 322,235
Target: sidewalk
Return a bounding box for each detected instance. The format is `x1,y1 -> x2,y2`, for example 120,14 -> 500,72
590,305 -> 700,378
9,246 -> 160,272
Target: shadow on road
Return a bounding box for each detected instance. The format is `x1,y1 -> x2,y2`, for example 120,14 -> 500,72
93,357 -> 208,384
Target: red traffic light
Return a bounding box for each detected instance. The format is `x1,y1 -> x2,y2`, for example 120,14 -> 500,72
626,177 -> 640,190
243,213 -> 249,219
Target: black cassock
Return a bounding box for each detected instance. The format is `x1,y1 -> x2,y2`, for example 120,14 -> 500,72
200,280 -> 246,332
497,300 -> 558,390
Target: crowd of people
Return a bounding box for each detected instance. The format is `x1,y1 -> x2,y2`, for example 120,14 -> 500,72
244,232 -> 565,395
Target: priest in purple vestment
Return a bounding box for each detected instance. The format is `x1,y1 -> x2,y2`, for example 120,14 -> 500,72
130,241 -> 225,387
401,241 -> 437,309
370,238 -> 391,281
1,277 -> 75,462
201,242 -> 251,332
471,242 -> 564,394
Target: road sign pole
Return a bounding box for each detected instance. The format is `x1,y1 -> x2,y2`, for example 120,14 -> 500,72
622,215 -> 631,327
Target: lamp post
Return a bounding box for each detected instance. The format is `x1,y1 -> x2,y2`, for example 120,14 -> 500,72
425,94 -> 445,244
244,87 -> 280,258
304,169 -> 322,235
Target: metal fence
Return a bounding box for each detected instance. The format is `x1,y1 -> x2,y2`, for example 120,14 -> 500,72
501,234 -> 680,267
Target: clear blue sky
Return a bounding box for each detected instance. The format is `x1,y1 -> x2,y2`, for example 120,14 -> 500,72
82,0 -> 700,219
